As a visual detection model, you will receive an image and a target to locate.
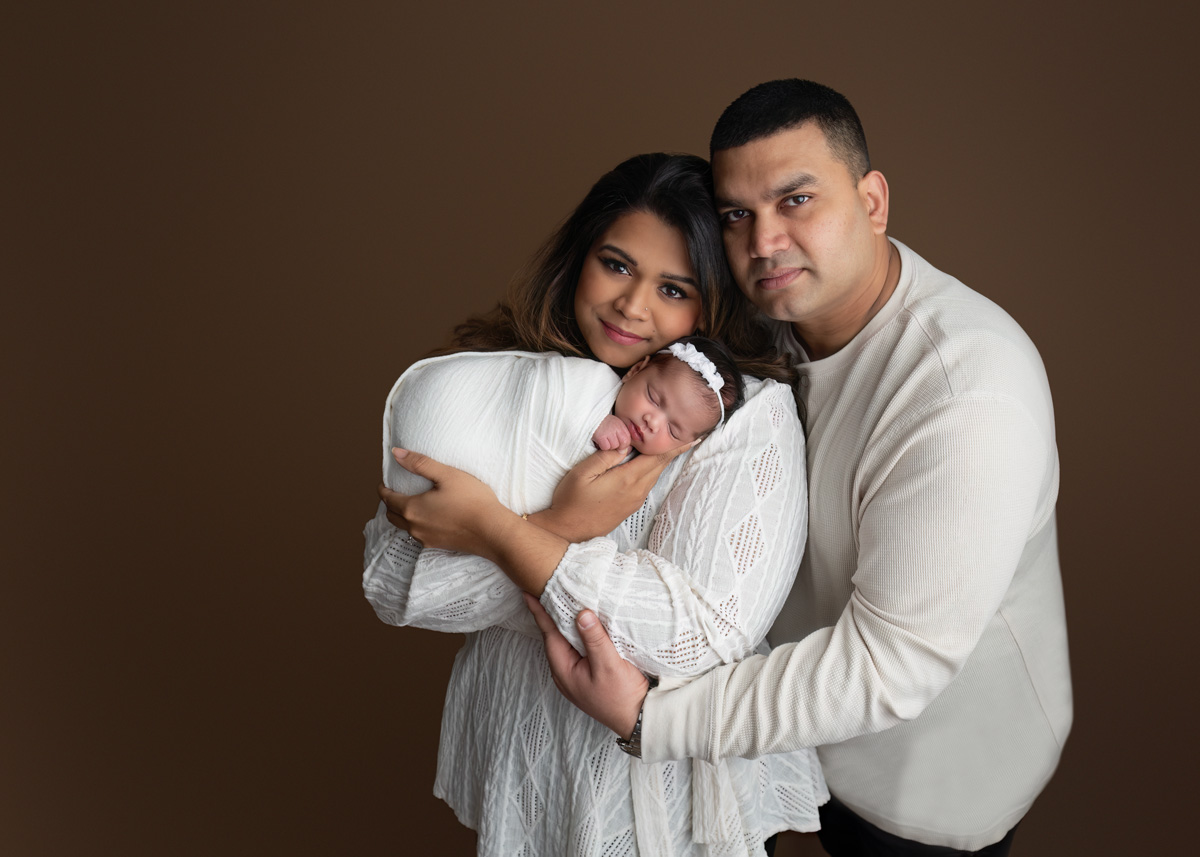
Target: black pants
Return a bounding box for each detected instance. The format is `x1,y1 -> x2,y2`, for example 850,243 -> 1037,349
814,795 -> 1018,857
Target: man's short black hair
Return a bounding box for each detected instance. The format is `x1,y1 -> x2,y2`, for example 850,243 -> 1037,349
710,79 -> 871,180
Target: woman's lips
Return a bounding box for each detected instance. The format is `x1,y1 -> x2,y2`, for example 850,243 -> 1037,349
601,320 -> 646,346
757,267 -> 803,290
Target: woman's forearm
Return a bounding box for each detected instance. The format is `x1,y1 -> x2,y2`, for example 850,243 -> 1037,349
539,380 -> 809,676
481,511 -> 571,596
379,458 -> 570,597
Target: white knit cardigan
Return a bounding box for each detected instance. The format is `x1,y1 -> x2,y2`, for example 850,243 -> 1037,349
363,351 -> 825,856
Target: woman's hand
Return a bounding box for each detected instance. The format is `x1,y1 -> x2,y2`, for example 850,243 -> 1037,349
380,448 -> 571,594
378,448 -> 512,561
533,444 -> 694,543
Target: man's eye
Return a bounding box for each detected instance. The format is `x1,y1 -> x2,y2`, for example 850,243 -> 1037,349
720,209 -> 748,224
784,194 -> 811,207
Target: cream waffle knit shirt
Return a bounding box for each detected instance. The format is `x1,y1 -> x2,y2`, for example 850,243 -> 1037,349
641,240 -> 1072,850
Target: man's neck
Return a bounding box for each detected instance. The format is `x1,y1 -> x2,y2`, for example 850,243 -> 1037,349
794,240 -> 901,360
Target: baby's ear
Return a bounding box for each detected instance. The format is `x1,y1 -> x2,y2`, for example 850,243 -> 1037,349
622,355 -> 652,381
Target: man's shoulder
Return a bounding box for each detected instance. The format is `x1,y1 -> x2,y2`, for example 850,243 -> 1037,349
899,242 -> 1027,339
895,243 -> 1050,401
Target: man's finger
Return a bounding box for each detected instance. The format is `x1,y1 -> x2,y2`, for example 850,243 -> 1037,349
572,609 -> 624,671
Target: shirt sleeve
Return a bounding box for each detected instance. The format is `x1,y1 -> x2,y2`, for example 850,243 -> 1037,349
640,393 -> 1055,763
362,501 -> 525,633
361,353 -> 617,637
540,379 -> 809,678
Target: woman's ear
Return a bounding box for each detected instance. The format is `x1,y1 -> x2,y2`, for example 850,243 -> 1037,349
621,355 -> 652,381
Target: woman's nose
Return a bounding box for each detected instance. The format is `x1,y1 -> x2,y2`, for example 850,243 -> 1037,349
614,280 -> 652,320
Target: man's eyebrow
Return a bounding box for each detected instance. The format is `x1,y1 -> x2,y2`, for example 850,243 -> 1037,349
768,172 -> 820,201
716,172 -> 821,210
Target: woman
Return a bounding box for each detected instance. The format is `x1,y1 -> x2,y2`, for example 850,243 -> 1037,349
364,153 -> 825,856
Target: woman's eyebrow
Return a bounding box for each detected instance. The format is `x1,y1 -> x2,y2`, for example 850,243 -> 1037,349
601,243 -> 696,287
599,244 -> 636,266
661,271 -> 697,287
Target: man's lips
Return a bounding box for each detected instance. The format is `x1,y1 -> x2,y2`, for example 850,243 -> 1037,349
756,267 -> 803,291
601,320 -> 646,346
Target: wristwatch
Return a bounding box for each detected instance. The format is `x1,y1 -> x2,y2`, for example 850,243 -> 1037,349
615,678 -> 656,758
615,705 -> 644,758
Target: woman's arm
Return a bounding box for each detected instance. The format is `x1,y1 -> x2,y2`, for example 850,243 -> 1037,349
380,443 -> 689,592
539,380 -> 808,677
384,379 -> 808,678
363,501 -> 530,632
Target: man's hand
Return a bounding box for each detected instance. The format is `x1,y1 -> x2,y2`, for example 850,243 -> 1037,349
524,593 -> 648,739
378,448 -> 510,561
592,414 -> 632,452
534,443 -> 694,543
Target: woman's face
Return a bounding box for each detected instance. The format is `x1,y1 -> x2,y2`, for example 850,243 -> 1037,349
573,211 -> 703,368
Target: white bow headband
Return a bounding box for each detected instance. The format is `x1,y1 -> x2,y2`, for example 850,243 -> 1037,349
661,341 -> 726,425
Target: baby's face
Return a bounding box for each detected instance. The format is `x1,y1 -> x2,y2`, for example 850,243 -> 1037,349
613,359 -> 717,455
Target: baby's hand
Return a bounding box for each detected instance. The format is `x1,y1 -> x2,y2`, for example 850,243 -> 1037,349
592,414 -> 631,451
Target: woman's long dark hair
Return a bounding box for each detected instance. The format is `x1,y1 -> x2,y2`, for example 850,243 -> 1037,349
449,153 -> 794,385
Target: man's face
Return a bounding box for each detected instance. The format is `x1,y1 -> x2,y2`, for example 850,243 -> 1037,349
712,122 -> 885,329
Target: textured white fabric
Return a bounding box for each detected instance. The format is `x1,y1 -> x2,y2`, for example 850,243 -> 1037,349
641,240 -> 1072,851
363,350 -> 827,856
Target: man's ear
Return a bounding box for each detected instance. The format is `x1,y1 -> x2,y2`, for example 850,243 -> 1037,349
621,356 -> 652,382
859,169 -> 890,234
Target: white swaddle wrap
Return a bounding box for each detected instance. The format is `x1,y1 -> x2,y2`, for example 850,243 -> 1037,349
380,350 -> 618,517
365,350 -> 825,856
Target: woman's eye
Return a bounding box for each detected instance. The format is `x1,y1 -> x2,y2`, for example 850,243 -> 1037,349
659,283 -> 687,300
602,257 -> 630,275
784,194 -> 811,208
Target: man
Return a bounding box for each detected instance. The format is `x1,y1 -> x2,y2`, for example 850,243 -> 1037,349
527,80 -> 1072,855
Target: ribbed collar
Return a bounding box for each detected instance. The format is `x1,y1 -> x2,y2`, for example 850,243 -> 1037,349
778,238 -> 917,377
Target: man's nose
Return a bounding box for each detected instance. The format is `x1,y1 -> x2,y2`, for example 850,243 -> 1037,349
750,214 -> 789,258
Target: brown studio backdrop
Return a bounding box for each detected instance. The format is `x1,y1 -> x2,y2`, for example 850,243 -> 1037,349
4,2 -> 1197,855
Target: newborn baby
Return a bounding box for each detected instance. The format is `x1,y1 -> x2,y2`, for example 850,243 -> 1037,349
593,336 -> 744,455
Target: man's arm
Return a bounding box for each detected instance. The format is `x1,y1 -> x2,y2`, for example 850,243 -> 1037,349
525,595 -> 647,740
536,379 -> 808,677
537,394 -> 1056,761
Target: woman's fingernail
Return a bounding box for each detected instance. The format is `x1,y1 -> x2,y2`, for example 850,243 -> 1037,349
578,610 -> 597,630
392,447 -> 407,458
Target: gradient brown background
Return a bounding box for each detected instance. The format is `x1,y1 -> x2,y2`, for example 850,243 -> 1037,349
5,2 -> 1196,854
